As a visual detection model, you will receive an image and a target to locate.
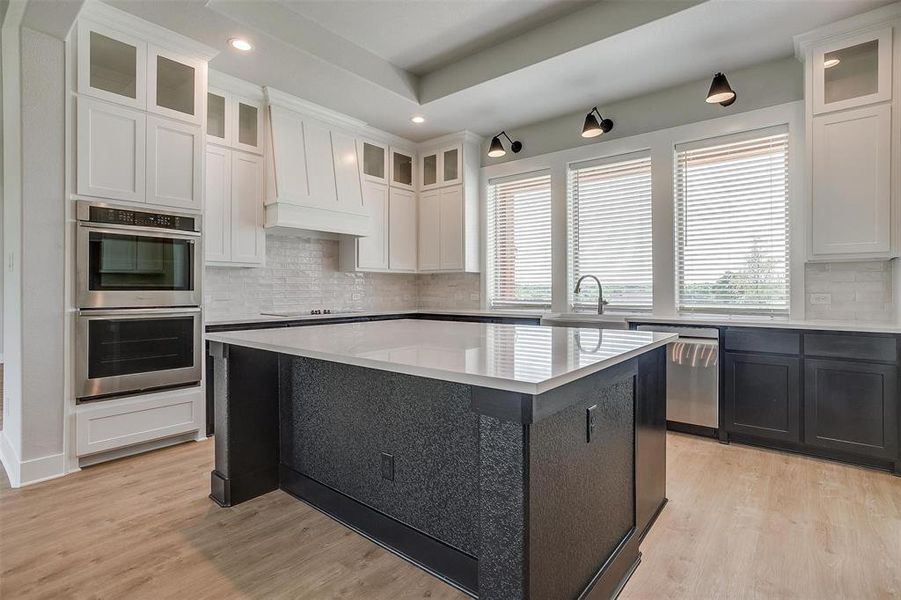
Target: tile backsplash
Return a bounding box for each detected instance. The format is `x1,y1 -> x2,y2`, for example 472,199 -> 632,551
204,233 -> 419,319
804,261 -> 896,323
204,232 -> 481,320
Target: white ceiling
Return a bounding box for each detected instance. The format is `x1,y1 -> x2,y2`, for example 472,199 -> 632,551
277,0 -> 595,75
108,0 -> 894,142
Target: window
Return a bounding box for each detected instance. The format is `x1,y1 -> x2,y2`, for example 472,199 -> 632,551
675,127 -> 790,315
569,153 -> 653,311
487,172 -> 552,308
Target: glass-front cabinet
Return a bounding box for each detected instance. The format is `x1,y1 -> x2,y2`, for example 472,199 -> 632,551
390,147 -> 415,189
419,144 -> 463,190
360,140 -> 388,184
206,86 -> 263,154
812,28 -> 893,114
78,22 -> 147,110
149,46 -> 203,124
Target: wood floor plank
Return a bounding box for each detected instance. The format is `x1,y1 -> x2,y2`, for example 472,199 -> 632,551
1,432 -> 899,599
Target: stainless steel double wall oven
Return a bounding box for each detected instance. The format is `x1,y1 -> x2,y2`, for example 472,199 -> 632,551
75,201 -> 202,400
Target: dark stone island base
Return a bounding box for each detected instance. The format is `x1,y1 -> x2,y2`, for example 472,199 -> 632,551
209,343 -> 666,600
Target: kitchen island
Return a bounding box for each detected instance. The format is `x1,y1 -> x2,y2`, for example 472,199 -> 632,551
206,319 -> 676,600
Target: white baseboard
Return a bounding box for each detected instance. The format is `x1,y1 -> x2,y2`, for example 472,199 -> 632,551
0,431 -> 20,487
0,432 -> 67,488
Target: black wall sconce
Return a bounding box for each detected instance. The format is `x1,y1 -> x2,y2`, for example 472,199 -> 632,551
706,72 -> 737,107
581,107 -> 614,138
487,131 -> 522,158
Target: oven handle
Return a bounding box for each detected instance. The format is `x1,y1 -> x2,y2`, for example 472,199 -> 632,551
77,307 -> 202,318
78,222 -> 201,239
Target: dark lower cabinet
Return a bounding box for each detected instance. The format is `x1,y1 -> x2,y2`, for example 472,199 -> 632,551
804,359 -> 899,460
724,352 -> 801,443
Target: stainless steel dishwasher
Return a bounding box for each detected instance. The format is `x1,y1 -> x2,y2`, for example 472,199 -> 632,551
636,325 -> 719,432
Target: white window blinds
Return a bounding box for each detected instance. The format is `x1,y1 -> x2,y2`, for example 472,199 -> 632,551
569,153 -> 653,311
487,172 -> 553,309
675,128 -> 790,316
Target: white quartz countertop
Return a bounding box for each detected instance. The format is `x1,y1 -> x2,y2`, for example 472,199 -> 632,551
206,319 -> 677,394
626,315 -> 901,334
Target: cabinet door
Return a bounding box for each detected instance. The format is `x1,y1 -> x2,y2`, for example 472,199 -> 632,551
724,352 -> 800,442
332,130 -> 364,214
389,187 -> 417,272
77,21 -> 147,110
234,96 -> 263,154
811,104 -> 891,257
441,144 -> 462,186
360,140 -> 388,184
148,46 -> 204,125
813,28 -> 892,114
439,185 -> 464,270
418,190 -> 440,271
204,146 -> 231,263
77,98 -> 146,202
206,88 -> 229,146
230,152 -> 265,265
390,147 -> 414,190
420,150 -> 439,190
804,359 -> 898,459
146,116 -> 203,210
357,182 -> 389,270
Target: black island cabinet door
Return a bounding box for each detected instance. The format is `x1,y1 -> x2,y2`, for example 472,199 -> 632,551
804,358 -> 898,460
724,352 -> 801,442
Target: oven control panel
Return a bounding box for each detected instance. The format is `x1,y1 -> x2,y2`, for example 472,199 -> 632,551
88,206 -> 197,232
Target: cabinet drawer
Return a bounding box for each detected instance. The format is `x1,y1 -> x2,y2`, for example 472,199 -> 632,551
723,328 -> 800,355
76,387 -> 202,456
803,333 -> 897,363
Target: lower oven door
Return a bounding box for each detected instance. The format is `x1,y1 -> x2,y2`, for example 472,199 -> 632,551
76,308 -> 202,400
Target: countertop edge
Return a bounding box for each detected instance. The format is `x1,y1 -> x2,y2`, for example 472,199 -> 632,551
205,330 -> 678,395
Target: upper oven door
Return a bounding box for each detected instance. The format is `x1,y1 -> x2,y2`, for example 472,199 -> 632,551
77,223 -> 202,308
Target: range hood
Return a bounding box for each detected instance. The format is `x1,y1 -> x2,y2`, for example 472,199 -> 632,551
264,87 -> 371,237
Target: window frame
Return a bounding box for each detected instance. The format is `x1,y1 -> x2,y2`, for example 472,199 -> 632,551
567,150 -> 654,313
485,169 -> 554,310
674,126 -> 792,317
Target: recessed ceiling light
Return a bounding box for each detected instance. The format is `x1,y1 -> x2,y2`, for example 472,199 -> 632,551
824,57 -> 841,68
229,38 -> 253,52
411,115 -> 425,124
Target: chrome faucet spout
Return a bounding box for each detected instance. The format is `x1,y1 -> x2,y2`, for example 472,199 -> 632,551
574,274 -> 609,314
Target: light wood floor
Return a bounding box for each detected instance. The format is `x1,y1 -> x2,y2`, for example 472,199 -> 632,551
1,433 -> 898,600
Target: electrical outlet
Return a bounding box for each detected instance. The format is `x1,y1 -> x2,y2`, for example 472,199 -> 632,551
586,404 -> 597,443
809,293 -> 832,305
380,452 -> 394,481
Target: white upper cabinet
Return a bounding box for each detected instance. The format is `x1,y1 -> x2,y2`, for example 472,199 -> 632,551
229,152 -> 265,265
811,105 -> 892,256
812,28 -> 893,114
78,22 -> 147,110
355,182 -> 390,271
204,145 -> 231,263
418,189 -> 441,271
420,144 -> 463,190
390,147 -> 415,190
798,7 -> 901,260
207,73 -> 264,154
146,116 -> 203,209
77,97 -> 146,203
74,5 -> 215,212
148,46 -> 204,124
388,187 -> 418,272
361,140 -> 388,184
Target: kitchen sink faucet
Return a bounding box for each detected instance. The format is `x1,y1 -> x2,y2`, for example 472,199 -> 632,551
574,275 -> 609,314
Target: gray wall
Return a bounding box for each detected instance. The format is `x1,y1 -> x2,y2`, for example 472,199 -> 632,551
18,26 -> 66,460
482,56 -> 803,165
